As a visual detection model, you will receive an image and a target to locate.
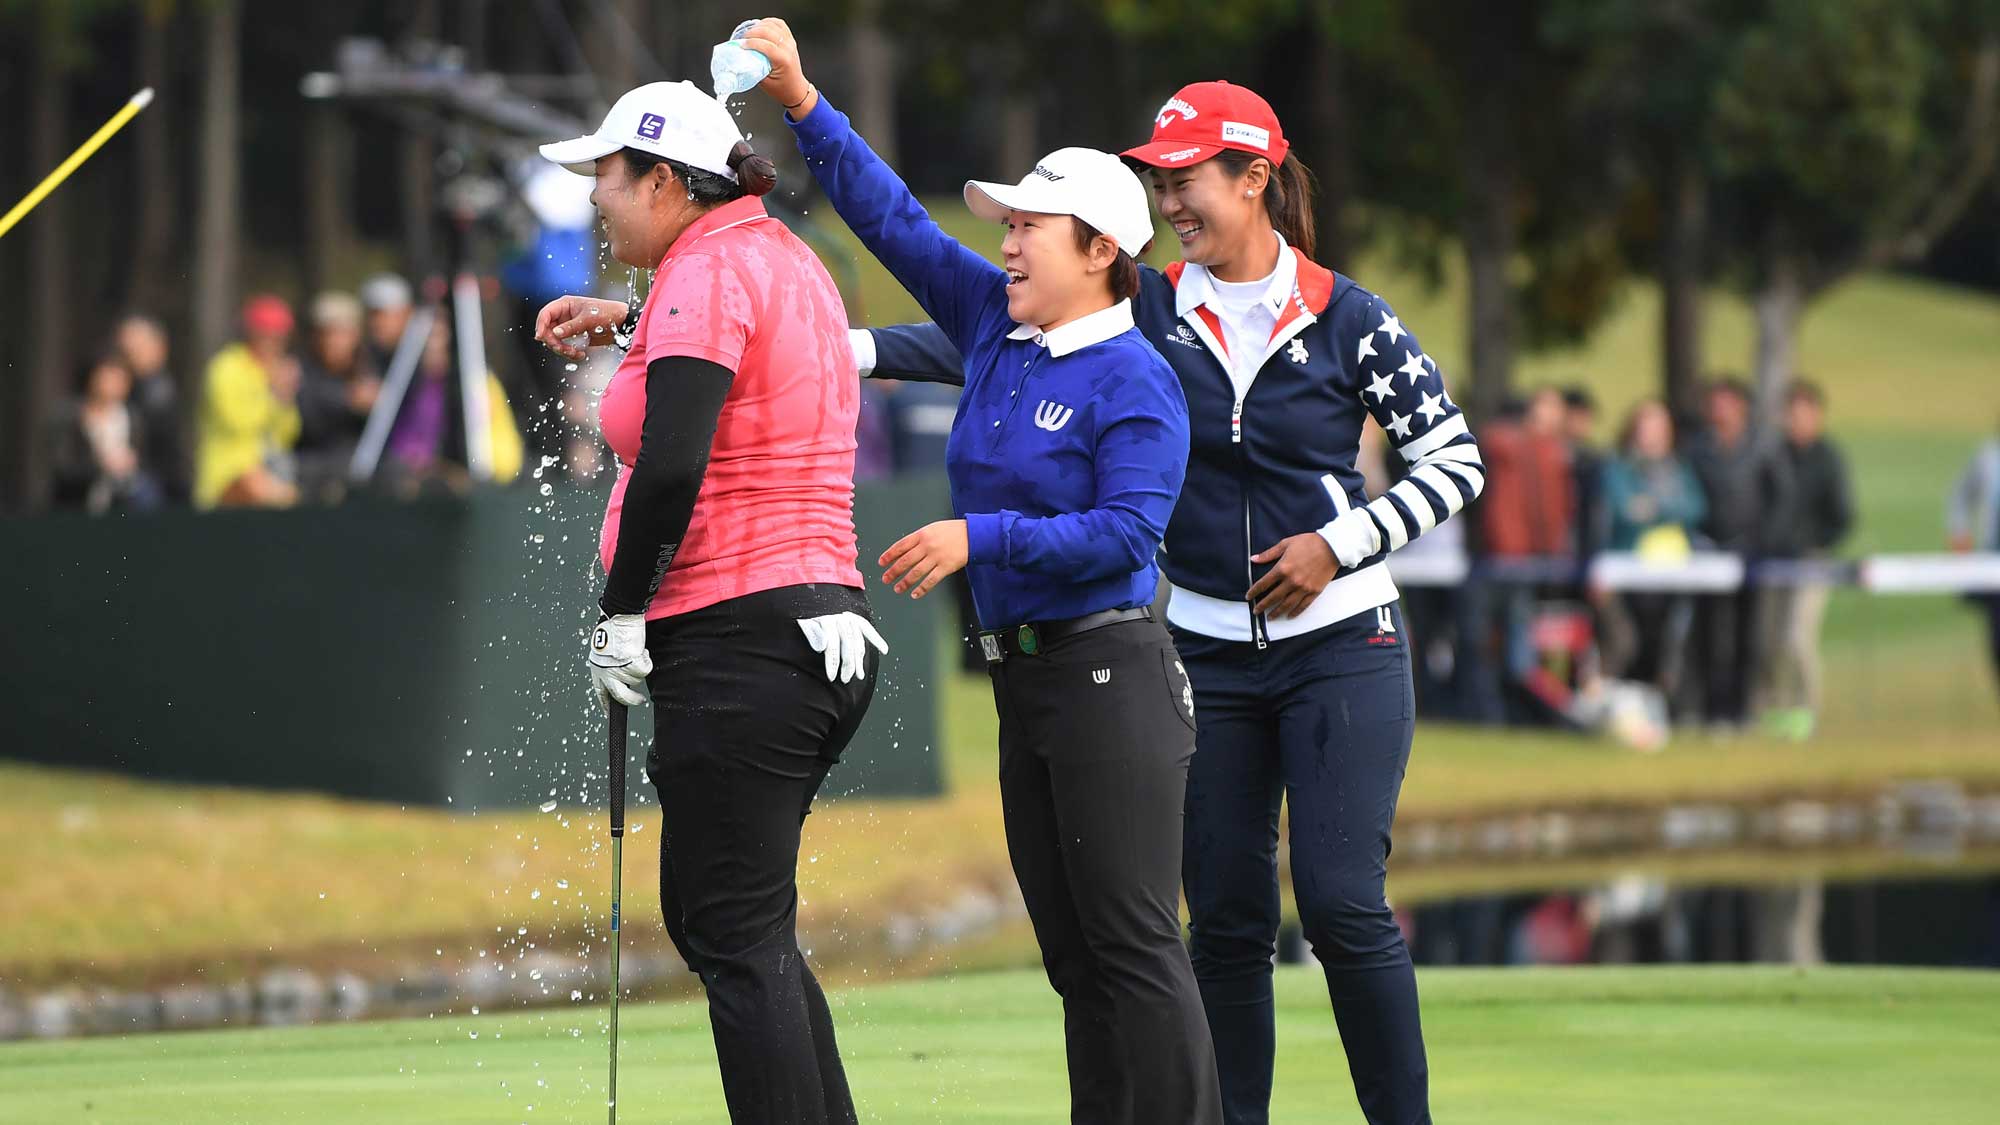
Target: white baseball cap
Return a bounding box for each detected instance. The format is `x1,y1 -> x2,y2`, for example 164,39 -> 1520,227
540,81 -> 743,180
963,148 -> 1154,259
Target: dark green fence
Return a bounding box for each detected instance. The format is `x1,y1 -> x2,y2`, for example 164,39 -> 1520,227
0,476 -> 952,807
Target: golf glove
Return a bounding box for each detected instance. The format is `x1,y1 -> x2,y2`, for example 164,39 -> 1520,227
797,612 -> 888,684
588,612 -> 652,711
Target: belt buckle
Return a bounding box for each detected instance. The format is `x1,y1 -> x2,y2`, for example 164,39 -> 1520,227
1016,624 -> 1040,655
979,634 -> 1005,664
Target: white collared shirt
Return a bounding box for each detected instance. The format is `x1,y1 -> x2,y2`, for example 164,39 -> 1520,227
1006,298 -> 1137,357
1172,230 -> 1295,401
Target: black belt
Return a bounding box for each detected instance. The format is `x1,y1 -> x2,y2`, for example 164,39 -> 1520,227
976,606 -> 1152,665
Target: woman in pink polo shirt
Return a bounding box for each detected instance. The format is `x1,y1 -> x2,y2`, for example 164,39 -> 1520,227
533,81 -> 884,1125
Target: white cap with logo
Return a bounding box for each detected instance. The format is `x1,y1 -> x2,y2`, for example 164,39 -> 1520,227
963,148 -> 1154,258
540,81 -> 744,180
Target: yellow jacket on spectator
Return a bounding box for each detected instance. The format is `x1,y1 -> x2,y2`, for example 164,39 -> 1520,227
195,343 -> 300,508
485,371 -> 525,484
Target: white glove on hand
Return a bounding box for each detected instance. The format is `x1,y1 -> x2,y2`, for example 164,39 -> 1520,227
797,612 -> 889,684
588,613 -> 652,711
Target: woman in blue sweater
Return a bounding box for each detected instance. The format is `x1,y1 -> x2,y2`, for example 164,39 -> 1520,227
855,82 -> 1486,1125
742,19 -> 1220,1125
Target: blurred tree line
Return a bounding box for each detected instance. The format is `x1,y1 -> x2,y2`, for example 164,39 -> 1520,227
1,0 -> 1995,512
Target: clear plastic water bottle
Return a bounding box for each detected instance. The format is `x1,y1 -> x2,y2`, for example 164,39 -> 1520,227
710,20 -> 771,100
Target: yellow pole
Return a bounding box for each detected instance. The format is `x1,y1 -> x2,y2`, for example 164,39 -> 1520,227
0,87 -> 155,242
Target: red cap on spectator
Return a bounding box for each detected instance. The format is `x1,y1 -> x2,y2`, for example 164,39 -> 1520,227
1122,81 -> 1290,170
241,294 -> 295,337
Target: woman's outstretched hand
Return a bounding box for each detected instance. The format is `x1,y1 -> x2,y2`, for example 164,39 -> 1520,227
879,520 -> 969,599
738,18 -> 817,119
534,295 -> 629,361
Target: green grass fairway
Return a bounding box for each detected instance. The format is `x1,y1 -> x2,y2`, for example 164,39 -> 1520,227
4,967 -> 1996,1123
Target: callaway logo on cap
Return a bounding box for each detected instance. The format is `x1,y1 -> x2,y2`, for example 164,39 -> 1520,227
1123,80 -> 1290,169
540,80 -> 744,180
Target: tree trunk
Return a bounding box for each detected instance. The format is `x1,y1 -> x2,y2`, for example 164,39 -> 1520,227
996,97 -> 1038,184
132,0 -> 177,320
1301,1 -> 1349,267
1659,152 -> 1706,427
399,0 -> 440,278
190,0 -> 242,373
302,103 -> 351,298
1460,110 -> 1517,423
846,0 -> 897,167
17,1 -> 73,510
1751,256 -> 1804,433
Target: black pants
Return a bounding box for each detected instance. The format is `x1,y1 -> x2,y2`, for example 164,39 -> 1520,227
1697,584 -> 1760,724
1174,605 -> 1429,1125
644,584 -> 877,1125
989,618 -> 1222,1125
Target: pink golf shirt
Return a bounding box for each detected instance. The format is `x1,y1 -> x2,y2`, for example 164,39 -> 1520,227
598,196 -> 863,620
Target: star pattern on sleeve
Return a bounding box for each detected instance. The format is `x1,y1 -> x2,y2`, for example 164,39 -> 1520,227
1374,312 -> 1405,345
1337,295 -> 1484,566
1416,390 -> 1447,424
1376,308 -> 1408,344
1353,300 -> 1460,450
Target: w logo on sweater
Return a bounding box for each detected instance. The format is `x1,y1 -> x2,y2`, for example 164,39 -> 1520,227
1034,401 -> 1075,432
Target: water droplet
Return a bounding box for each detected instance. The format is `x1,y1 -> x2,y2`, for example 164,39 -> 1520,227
539,800 -> 559,813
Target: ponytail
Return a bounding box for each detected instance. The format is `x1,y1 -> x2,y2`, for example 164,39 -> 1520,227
726,140 -> 779,197
1214,150 -> 1318,260
624,139 -> 779,206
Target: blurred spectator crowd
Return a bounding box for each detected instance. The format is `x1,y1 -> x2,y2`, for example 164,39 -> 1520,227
1392,378 -> 1858,742
44,292 -> 2000,742
50,278 -> 578,517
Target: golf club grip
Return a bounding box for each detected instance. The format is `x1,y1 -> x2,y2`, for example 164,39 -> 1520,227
608,703 -> 627,837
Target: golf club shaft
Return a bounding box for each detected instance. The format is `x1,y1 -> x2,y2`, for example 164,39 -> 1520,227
607,702 -> 627,1124
0,88 -> 154,242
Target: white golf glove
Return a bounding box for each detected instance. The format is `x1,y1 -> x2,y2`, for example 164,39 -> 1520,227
588,613 -> 652,711
797,612 -> 889,684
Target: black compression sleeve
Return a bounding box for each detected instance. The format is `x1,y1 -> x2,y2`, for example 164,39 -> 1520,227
598,354 -> 734,616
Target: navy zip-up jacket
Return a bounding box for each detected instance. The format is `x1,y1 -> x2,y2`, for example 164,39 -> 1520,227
863,248 -> 1484,647
789,98 -> 1190,630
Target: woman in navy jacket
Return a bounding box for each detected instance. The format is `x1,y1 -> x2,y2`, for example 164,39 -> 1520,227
858,82 -> 1485,1125
743,21 -> 1222,1125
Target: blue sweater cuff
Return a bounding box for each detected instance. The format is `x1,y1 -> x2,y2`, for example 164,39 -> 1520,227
786,95 -> 842,149
965,512 -> 1009,567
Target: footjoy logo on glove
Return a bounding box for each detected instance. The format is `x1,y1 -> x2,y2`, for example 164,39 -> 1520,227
594,626 -> 609,651
1034,400 -> 1074,432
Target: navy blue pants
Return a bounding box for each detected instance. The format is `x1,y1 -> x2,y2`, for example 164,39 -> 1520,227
1173,604 -> 1430,1125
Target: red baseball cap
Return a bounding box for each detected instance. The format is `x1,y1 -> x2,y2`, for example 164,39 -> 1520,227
241,294 -> 294,337
1123,81 -> 1290,170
